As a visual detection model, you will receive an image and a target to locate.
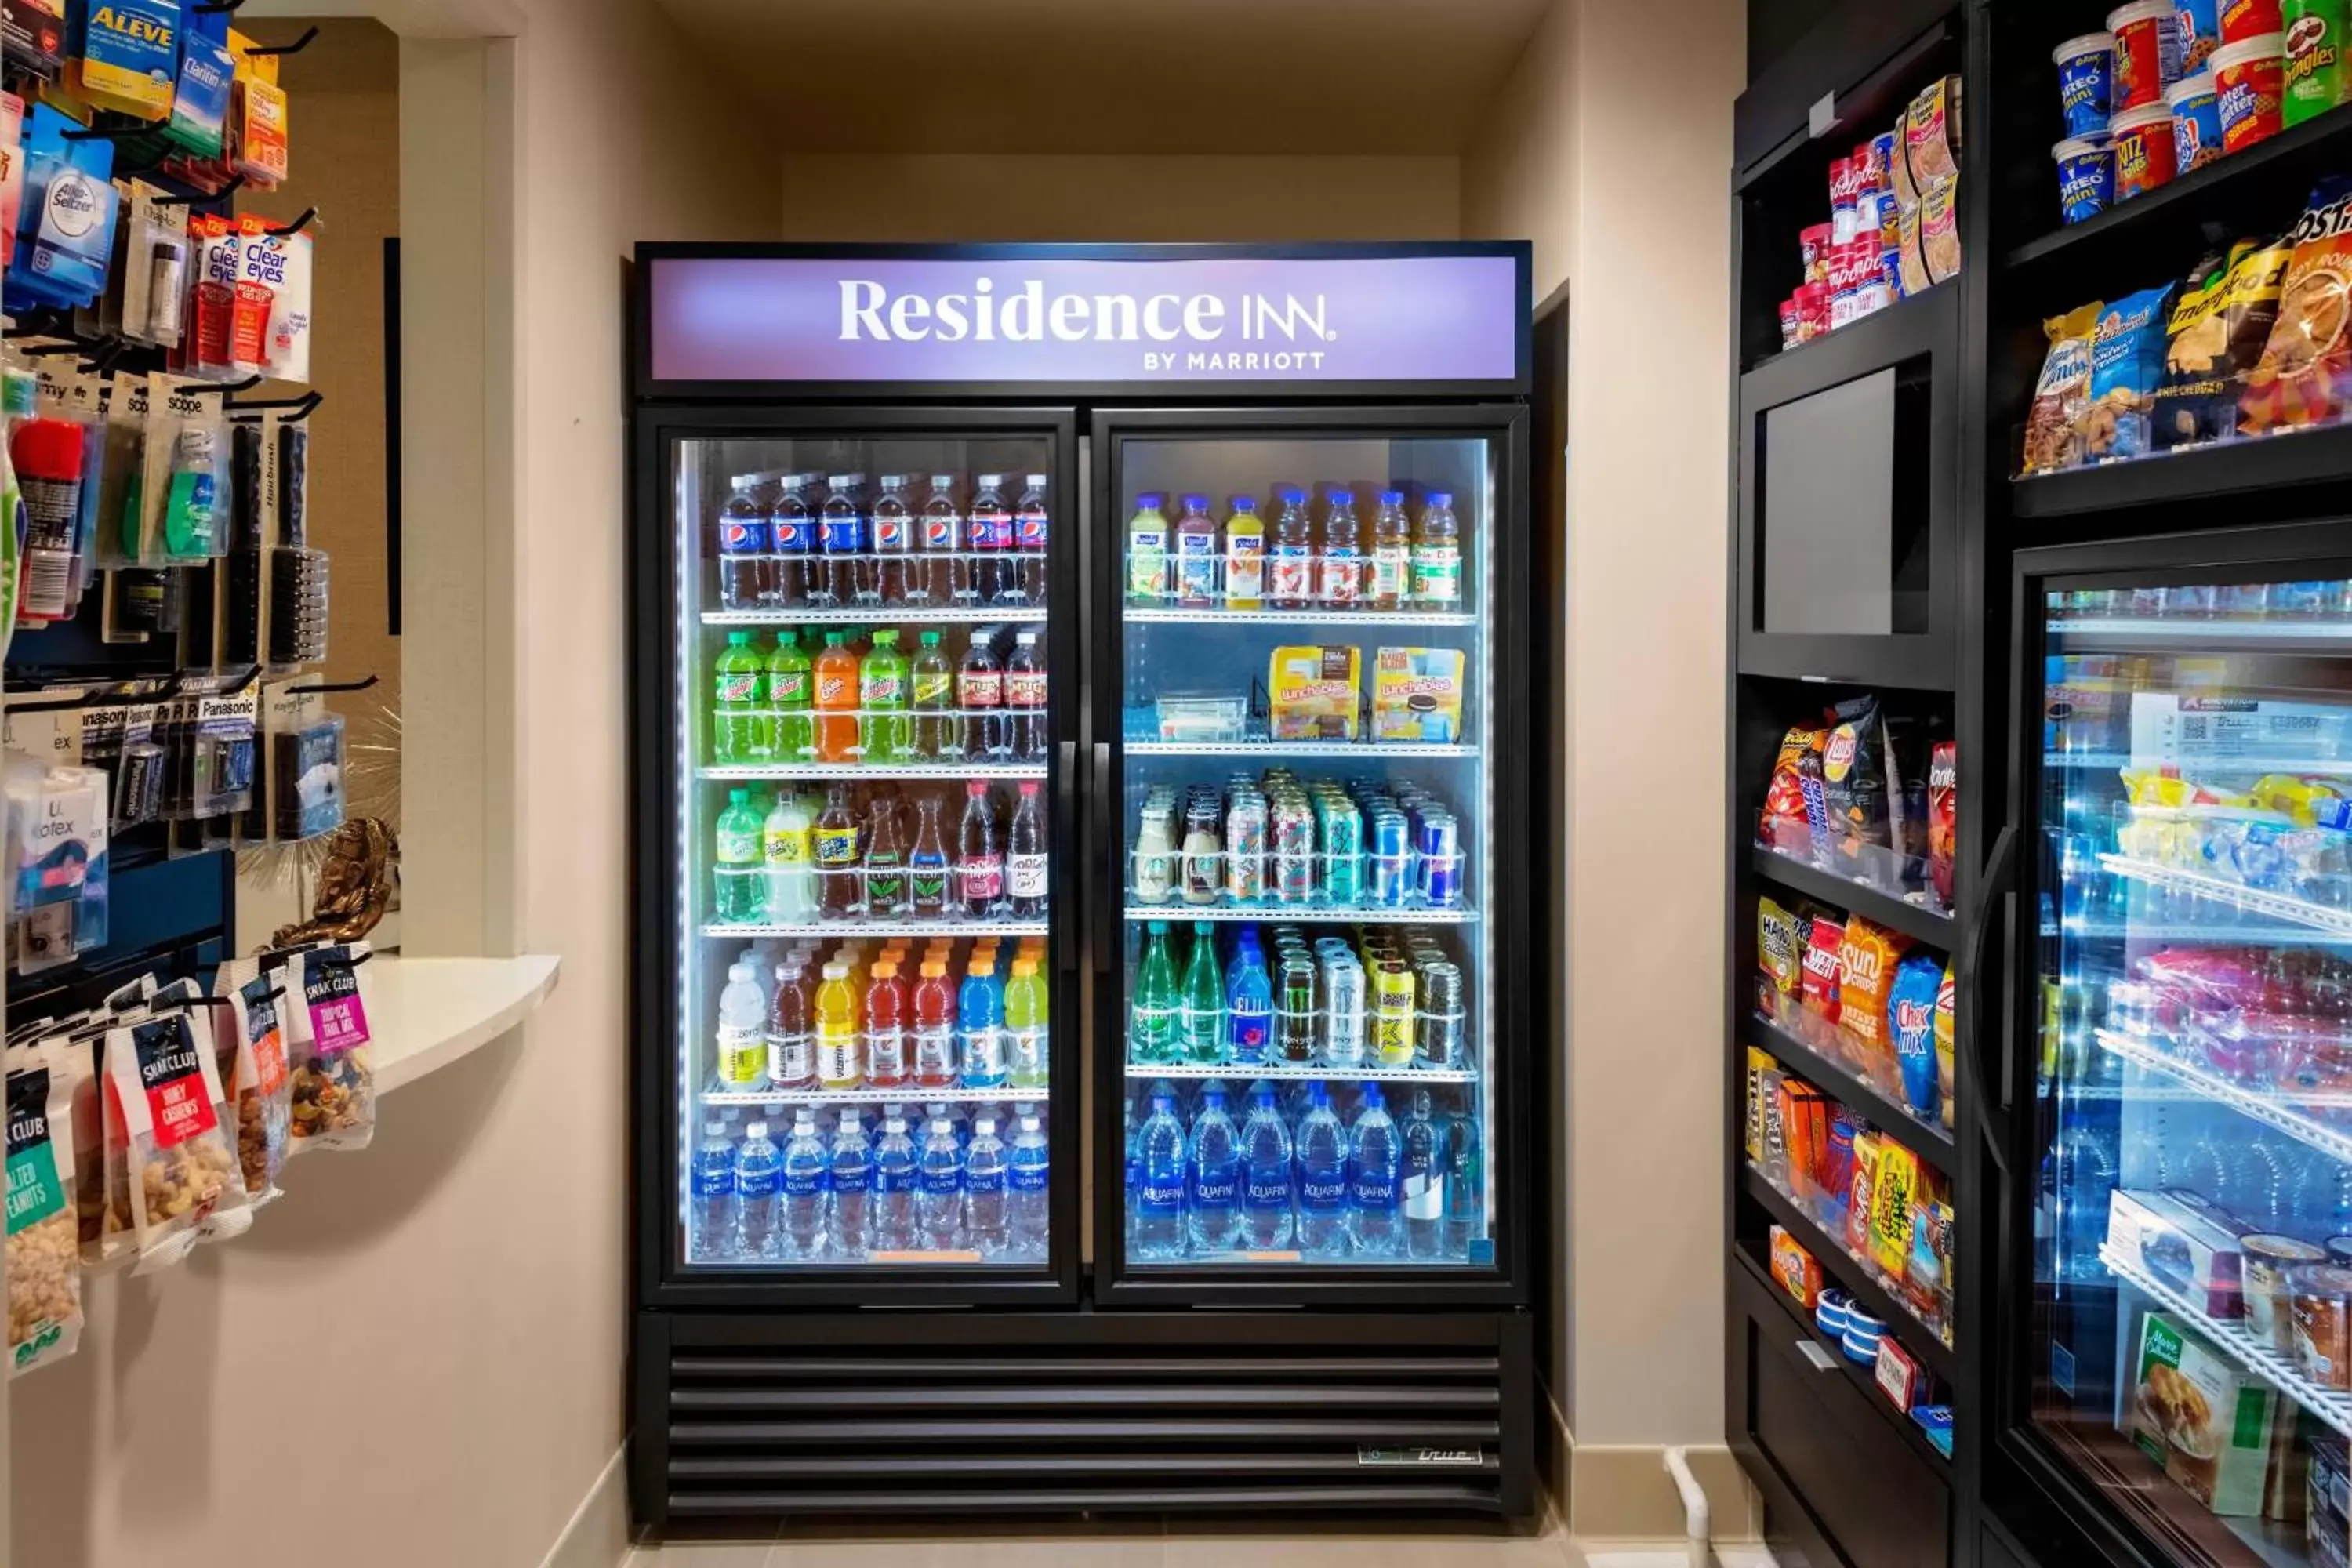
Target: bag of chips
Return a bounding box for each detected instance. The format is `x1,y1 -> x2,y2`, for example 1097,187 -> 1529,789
1757,896 -> 1802,1013
2023,304 -> 2105,474
6,1035 -> 83,1377
1801,913 -> 1845,1036
101,993 -> 248,1272
1889,954 -> 1945,1122
2156,237 -> 2294,449
1839,916 -> 1915,1059
1823,695 -> 1892,871
2079,285 -> 2180,463
285,942 -> 378,1153
1762,724 -> 1826,853
2242,177 -> 2352,435
1934,964 -> 1956,1130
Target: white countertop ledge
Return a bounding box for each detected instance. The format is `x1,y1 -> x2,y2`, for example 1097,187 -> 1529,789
371,953 -> 561,1094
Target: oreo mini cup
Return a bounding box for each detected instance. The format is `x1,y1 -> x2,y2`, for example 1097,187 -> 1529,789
2055,136 -> 2118,223
2056,31 -> 2119,136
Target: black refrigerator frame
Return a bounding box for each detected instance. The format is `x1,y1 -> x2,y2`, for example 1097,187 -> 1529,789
626,241 -> 1541,1531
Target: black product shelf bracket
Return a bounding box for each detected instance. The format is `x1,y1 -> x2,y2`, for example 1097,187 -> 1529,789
279,673 -> 379,697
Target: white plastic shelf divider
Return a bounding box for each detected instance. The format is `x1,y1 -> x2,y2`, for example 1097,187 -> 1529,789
1126,1059 -> 1478,1084
701,920 -> 1050,938
701,1084 -> 1048,1109
702,606 -> 1047,626
2100,1243 -> 2352,1440
2093,1028 -> 2352,1163
1126,607 -> 1477,628
700,762 -> 1047,781
373,953 -> 562,1096
1123,901 -> 1475,926
2099,855 -> 2352,938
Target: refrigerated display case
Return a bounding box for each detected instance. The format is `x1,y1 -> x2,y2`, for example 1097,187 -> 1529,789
2005,529 -> 2352,1568
628,244 -> 1539,1528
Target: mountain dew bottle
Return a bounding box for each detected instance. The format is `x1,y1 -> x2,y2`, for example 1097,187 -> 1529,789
861,630 -> 911,764
768,631 -> 814,764
713,632 -> 768,764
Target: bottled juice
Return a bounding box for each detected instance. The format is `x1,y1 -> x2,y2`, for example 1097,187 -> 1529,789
815,633 -> 862,762
1223,497 -> 1265,611
866,960 -> 909,1089
815,961 -> 862,1090
1369,490 -> 1410,611
1319,489 -> 1362,608
1268,486 -> 1314,610
1126,492 -> 1170,604
1411,491 -> 1462,607
910,631 -> 957,759
913,960 -> 959,1088
1172,493 -> 1220,608
813,782 -> 862,919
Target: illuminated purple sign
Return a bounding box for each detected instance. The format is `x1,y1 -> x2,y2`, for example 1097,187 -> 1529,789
644,252 -> 1523,387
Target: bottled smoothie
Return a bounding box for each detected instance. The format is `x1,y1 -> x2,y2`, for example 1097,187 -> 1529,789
1172,492 -> 1220,608
1223,496 -> 1265,612
1268,486 -> 1314,610
1319,489 -> 1363,609
1369,490 -> 1410,610
1127,492 -> 1170,604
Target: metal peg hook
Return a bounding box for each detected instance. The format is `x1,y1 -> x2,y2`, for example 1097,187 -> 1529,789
265,208 -> 317,238
154,175 -> 246,206
177,375 -> 264,396
242,25 -> 317,55
279,673 -> 378,697
227,390 -> 322,422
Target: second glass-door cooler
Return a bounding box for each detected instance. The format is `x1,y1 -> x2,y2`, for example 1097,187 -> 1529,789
1091,408 -> 1528,1303
2004,528 -> 2352,1568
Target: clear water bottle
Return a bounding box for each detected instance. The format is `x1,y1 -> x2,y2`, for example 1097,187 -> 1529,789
690,1120 -> 737,1261
1121,1100 -> 1139,1250
779,1109 -> 830,1260
917,1102 -> 965,1250
1443,1106 -> 1482,1258
1294,1082 -> 1349,1258
1007,1105 -> 1051,1260
1237,1083 -> 1294,1252
1133,1087 -> 1189,1260
734,1120 -> 783,1260
828,1112 -> 874,1259
965,1113 -> 1011,1257
1399,1088 -> 1448,1261
1185,1085 -> 1242,1254
1347,1083 -> 1402,1258
871,1108 -> 920,1253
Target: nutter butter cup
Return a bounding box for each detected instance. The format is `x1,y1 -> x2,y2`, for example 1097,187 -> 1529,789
2214,33 -> 2287,150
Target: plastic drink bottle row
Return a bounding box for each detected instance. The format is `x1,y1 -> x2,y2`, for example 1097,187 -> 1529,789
1127,488 -> 1461,611
719,472 -> 1050,612
713,625 -> 1048,766
714,779 -> 1050,924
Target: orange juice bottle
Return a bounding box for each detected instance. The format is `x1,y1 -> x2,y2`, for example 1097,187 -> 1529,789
815,632 -> 863,762
815,960 -> 863,1090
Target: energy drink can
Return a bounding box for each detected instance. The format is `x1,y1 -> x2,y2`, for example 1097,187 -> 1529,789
1276,954 -> 1318,1063
1417,960 -> 1465,1069
1319,797 -> 1363,906
1369,809 -> 1412,906
1273,797 -> 1316,904
1225,790 -> 1268,902
1419,812 -> 1461,907
1323,957 -> 1367,1065
1372,960 -> 1416,1066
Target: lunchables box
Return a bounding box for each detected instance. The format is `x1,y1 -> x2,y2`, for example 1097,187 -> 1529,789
1268,645 -> 1359,741
1370,645 -> 1465,743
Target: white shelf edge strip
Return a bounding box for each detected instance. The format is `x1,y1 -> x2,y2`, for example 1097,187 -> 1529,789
2100,1243 -> 2352,1440
374,953 -> 563,1096
701,1086 -> 1049,1107
2095,1029 -> 2352,1165
1125,1061 -> 1477,1083
2100,855 -> 2352,938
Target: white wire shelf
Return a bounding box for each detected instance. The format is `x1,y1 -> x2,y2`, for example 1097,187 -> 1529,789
701,761 -> 1047,781
2099,855 -> 2352,938
702,606 -> 1049,626
700,920 -> 1050,938
1125,1059 -> 1478,1084
2044,751 -> 2352,775
2045,916 -> 2352,946
1124,900 -> 1475,925
1120,711 -> 1475,760
700,1084 -> 1048,1108
2100,1243 -> 2352,1442
1126,606 -> 1478,628
2052,615 -> 2352,651
2094,1028 -> 2352,1164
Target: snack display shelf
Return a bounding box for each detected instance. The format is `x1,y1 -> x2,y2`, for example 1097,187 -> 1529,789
1125,1059 -> 1480,1085
2092,1028 -> 2352,1167
1748,845 -> 1955,947
2097,855 -> 2352,939
2012,423 -> 2352,521
700,1085 -> 1049,1109
701,606 -> 1050,626
700,920 -> 1051,939
2041,752 -> 2352,776
1123,899 -> 1477,926
699,762 -> 1049,781
1125,606 -> 1479,629
1740,1163 -> 1957,1382
2046,614 -> 2352,655
2099,1243 -> 2352,1442
1750,1010 -> 1955,1175
1733,1243 -> 1951,1470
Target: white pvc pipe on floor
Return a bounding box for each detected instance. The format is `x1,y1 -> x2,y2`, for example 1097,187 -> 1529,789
1663,1446 -> 1712,1568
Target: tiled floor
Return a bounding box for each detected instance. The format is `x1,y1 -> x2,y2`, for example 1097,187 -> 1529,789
626,1520 -> 1780,1568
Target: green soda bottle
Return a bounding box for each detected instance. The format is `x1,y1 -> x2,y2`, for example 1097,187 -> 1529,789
1131,920 -> 1179,1063
713,631 -> 768,764
1180,921 -> 1225,1063
713,788 -> 767,923
768,630 -> 814,764
860,629 -> 910,764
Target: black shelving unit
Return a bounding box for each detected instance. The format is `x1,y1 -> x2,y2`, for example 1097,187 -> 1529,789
1748,1009 -> 1957,1178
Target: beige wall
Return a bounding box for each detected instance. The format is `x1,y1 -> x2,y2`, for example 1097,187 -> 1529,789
1464,0 -> 1744,1462
7,6 -> 780,1566
779,154 -> 1462,241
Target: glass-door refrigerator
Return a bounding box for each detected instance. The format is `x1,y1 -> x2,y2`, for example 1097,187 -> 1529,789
1996,524 -> 2352,1568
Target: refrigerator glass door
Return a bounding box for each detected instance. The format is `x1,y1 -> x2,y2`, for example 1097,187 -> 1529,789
669,432 -> 1066,1279
1112,432 -> 1499,1275
2028,573 -> 2352,1566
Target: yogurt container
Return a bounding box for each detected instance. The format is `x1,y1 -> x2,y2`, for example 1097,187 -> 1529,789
2055,136 -> 2118,223
2284,0 -> 2352,124
2245,1235 -> 2328,1352
2222,0 -> 2285,42
2056,32 -> 2119,136
2112,0 -> 2188,106
2167,71 -> 2228,169
2214,33 -> 2287,150
2179,0 -> 2227,67
2113,101 -> 2181,196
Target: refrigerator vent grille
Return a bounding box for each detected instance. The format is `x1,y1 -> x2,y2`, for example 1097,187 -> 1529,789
664,1344 -> 1511,1516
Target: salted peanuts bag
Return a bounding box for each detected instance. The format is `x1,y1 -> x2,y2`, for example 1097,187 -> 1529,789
102,995 -> 249,1272
2242,177 -> 2352,434
6,1035 -> 82,1377
285,942 -> 378,1153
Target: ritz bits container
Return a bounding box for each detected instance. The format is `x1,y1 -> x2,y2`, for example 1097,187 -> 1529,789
2056,32 -> 2118,136
2111,0 -> 2187,107
2112,101 -> 2180,196
2213,34 -> 2288,150
2167,71 -> 2227,169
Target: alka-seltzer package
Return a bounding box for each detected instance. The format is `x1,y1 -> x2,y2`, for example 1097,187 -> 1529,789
282,942 -> 377,1153
6,1033 -> 83,1377
101,993 -> 249,1271
2,104 -> 118,317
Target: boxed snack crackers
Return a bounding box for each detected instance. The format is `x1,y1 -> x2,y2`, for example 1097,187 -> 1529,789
2130,1311 -> 2279,1515
1770,1225 -> 1824,1309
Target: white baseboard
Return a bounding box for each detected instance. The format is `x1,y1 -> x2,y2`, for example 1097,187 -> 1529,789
1562,1440 -> 1764,1546
541,1444 -> 631,1568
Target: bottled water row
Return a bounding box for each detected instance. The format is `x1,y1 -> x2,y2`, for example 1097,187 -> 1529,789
1127,1079 -> 1483,1261
692,1101 -> 1048,1263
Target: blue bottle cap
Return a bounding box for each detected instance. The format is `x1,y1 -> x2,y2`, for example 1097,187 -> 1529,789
1428,492 -> 1454,506
1276,485 -> 1307,504
1229,495 -> 1258,512
1327,489 -> 1354,506
1379,489 -> 1405,506
1136,492 -> 1166,509
1180,492 -> 1210,510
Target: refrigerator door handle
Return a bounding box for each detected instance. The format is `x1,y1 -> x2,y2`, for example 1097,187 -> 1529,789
1091,741 -> 1112,977
1959,823 -> 2022,1175
1057,739 -> 1080,976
